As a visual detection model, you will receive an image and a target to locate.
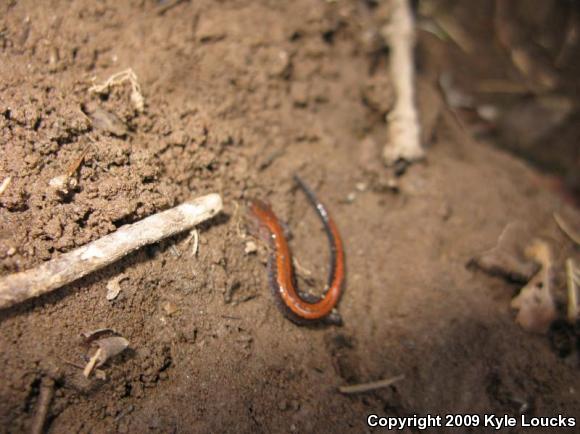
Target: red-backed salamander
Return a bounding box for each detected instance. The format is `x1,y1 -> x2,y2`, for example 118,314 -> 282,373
247,175 -> 345,325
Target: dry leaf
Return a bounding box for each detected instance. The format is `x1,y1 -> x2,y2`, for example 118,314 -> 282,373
469,222 -> 538,283
80,328 -> 117,343
106,274 -> 128,301
511,240 -> 557,334
83,336 -> 130,378
93,336 -> 129,367
82,102 -> 128,137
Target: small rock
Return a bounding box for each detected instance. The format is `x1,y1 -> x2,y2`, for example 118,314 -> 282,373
355,182 -> 367,192
438,202 -> 452,221
49,174 -> 78,198
477,104 -> 499,122
44,216 -> 63,240
375,177 -> 399,193
290,82 -> 309,106
162,301 -> 178,316
244,241 -> 257,254
197,15 -> 227,42
267,49 -> 291,78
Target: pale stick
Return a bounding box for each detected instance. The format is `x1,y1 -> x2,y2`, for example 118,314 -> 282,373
0,193 -> 222,309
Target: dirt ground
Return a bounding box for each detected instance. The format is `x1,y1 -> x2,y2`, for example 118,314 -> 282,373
1,0 -> 579,433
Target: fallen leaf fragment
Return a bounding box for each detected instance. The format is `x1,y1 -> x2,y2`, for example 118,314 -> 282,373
511,239 -> 557,334
82,102 -> 128,137
162,301 -> 178,315
80,328 -> 117,343
106,274 -> 128,301
83,336 -> 129,378
469,223 -> 538,282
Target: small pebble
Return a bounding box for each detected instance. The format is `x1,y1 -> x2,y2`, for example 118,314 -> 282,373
106,282 -> 121,301
355,182 -> 367,192
162,301 -> 178,316
244,241 -> 257,254
49,175 -> 77,197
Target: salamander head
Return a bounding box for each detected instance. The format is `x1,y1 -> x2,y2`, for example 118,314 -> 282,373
247,198 -> 272,216
245,198 -> 276,243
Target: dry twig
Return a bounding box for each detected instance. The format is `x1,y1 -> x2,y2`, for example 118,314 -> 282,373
190,228 -> 199,257
566,259 -> 580,324
0,194 -> 222,309
30,376 -> 55,434
339,374 -> 405,394
381,0 -> 424,165
0,176 -> 11,196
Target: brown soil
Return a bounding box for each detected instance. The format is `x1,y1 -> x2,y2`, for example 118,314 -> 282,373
1,1 -> 579,433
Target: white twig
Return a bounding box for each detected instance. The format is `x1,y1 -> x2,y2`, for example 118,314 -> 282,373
566,259 -> 579,324
381,0 -> 424,165
83,348 -> 103,378
0,176 -> 12,196
0,194 -> 222,309
191,228 -> 199,257
30,376 -> 55,434
339,374 -> 405,394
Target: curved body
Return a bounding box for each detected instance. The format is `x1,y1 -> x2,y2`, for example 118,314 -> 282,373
247,176 -> 345,323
